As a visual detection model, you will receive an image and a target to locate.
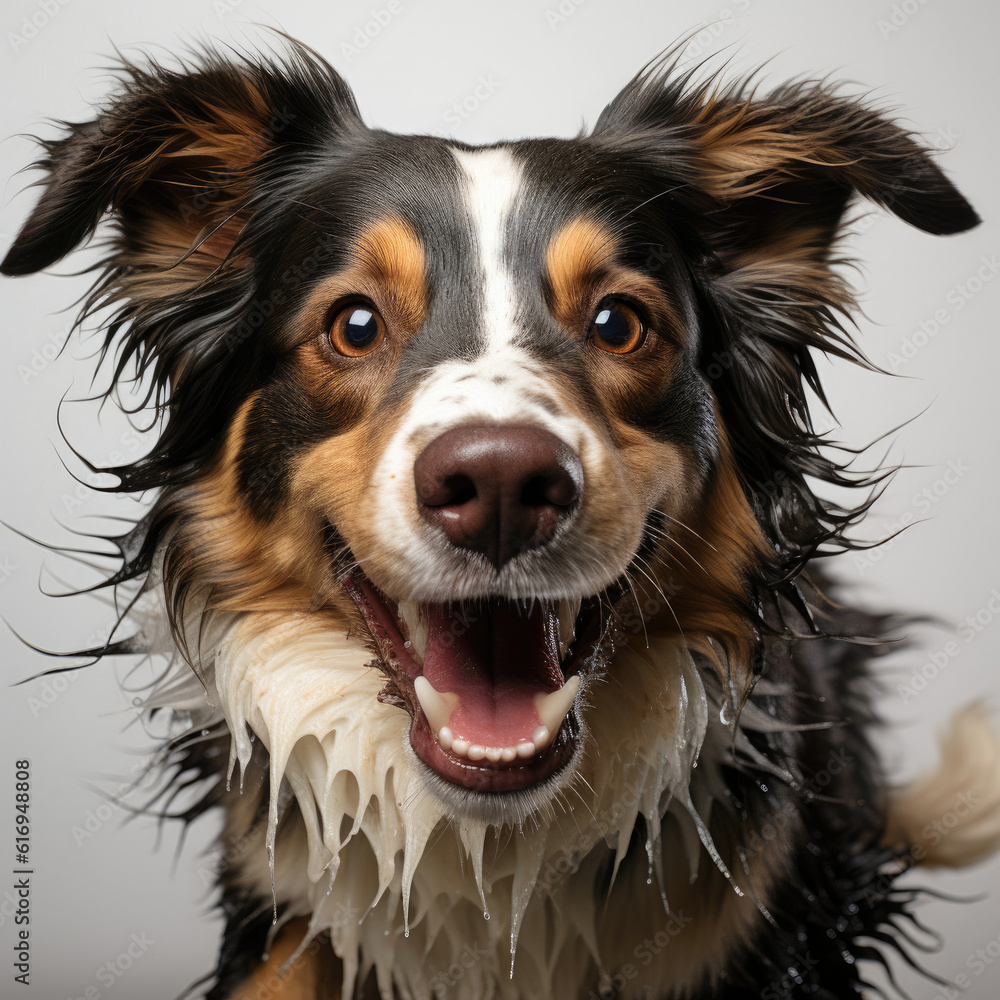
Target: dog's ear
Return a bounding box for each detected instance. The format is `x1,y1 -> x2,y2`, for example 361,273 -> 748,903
594,68 -> 979,266
1,46 -> 362,282
593,67 -> 979,572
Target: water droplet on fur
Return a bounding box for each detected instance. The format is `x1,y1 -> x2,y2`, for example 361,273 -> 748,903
404,640 -> 411,648
200,728 -> 209,736
483,909 -> 490,920
759,783 -> 769,793
720,703 -> 734,726
249,731 -> 256,743
132,697 -> 142,707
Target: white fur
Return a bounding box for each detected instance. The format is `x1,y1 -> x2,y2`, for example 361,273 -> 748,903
140,601 -> 783,1000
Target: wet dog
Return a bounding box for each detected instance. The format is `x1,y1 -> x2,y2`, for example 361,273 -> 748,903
5,40 -> 1000,999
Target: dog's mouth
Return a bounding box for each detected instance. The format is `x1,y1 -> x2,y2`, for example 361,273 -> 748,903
344,571 -> 600,793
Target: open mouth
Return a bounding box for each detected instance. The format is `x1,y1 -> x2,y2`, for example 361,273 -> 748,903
344,571 -> 600,793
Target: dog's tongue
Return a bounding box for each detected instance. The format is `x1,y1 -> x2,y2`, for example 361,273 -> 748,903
422,601 -> 563,746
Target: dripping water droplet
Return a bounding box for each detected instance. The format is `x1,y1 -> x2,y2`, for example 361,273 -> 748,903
483,909 -> 490,921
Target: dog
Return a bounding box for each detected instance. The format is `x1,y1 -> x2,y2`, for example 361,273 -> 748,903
5,38 -> 1000,1000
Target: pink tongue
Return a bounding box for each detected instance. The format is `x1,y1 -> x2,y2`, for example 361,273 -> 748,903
421,601 -> 563,747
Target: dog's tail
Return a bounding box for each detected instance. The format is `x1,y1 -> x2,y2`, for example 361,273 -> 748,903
885,702 -> 1000,867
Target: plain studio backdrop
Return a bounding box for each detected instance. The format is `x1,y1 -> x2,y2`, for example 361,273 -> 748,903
1,0 -> 998,997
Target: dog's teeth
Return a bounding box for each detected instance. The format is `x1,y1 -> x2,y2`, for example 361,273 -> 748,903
556,598 -> 581,658
534,674 -> 580,739
484,747 -> 504,762
467,745 -> 486,761
397,600 -> 428,664
438,726 -> 454,751
452,738 -> 471,756
414,676 -> 457,732
515,741 -> 536,758
501,746 -> 518,762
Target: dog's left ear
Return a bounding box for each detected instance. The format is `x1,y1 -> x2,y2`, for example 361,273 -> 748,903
594,70 -> 979,268
593,68 -> 979,568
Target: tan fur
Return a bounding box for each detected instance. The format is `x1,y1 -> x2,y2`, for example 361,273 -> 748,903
227,918 -> 338,999
885,703 -> 1000,867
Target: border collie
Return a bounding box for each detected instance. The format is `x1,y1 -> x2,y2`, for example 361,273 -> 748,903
5,39 -> 1000,1000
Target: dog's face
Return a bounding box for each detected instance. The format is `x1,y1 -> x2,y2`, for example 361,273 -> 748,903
2,43 -> 982,997
212,133 -> 731,798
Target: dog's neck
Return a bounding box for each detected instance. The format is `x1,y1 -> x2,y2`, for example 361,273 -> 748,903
141,605 -> 791,997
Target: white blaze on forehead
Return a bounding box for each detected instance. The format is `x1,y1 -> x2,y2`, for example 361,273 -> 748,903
451,145 -> 522,357
361,146 -> 620,601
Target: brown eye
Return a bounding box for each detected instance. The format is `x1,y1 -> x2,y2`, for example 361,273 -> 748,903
590,299 -> 646,354
328,300 -> 386,357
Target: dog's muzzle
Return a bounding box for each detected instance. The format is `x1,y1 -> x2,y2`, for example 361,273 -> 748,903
413,423 -> 582,569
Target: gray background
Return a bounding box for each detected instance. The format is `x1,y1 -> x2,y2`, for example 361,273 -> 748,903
1,0 -> 999,997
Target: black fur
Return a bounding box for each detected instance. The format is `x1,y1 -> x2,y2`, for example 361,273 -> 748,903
3,39 -> 980,1000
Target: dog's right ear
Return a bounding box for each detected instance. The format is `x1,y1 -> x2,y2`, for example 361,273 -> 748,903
1,45 -> 362,281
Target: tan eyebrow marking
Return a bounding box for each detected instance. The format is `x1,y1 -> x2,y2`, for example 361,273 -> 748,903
351,215 -> 428,330
545,217 -> 620,327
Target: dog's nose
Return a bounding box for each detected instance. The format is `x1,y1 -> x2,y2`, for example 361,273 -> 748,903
414,424 -> 581,569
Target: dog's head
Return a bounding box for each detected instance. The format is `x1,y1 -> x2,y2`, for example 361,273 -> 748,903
2,41 -> 979,987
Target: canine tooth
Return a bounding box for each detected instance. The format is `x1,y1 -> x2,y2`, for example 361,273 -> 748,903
414,676 -> 458,733
452,738 -> 470,756
557,598 -> 581,658
515,741 -> 535,758
532,725 -> 550,749
485,747 -> 504,762
467,745 -> 486,761
534,674 -> 581,737
438,726 -> 454,751
501,746 -> 518,762
397,600 -> 428,664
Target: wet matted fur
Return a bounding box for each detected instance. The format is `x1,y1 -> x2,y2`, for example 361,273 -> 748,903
5,39 -> 1000,1000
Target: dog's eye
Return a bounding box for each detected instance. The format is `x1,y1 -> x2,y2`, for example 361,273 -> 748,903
590,299 -> 646,354
328,301 -> 386,356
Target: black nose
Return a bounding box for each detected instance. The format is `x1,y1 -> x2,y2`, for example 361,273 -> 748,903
413,424 -> 581,569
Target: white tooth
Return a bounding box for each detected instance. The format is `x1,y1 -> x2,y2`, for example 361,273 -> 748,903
467,745 -> 486,761
515,741 -> 535,758
397,600 -> 428,664
534,674 -> 580,737
485,747 -> 504,762
557,597 -> 582,658
414,676 -> 458,733
438,726 -> 454,751
501,746 -> 518,762
532,725 -> 550,750
452,738 -> 470,756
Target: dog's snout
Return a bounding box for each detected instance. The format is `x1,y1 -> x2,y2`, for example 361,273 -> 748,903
413,424 -> 581,569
